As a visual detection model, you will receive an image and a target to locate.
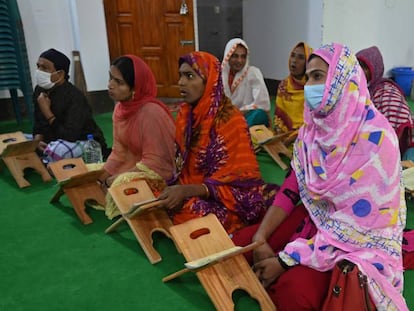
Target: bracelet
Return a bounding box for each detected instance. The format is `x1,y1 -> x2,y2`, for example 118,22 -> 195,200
201,183 -> 209,198
47,115 -> 55,122
276,255 -> 291,270
104,177 -> 111,188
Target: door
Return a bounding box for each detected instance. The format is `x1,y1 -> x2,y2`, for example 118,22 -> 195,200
103,0 -> 195,97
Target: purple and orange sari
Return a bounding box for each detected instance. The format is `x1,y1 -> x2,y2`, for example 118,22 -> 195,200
169,51 -> 266,233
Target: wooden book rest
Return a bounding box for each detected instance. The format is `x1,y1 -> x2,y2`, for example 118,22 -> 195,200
169,214 -> 275,311
0,131 -> 52,188
250,125 -> 292,170
106,179 -> 175,264
48,158 -> 105,225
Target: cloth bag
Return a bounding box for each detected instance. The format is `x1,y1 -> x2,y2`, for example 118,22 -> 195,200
322,260 -> 374,311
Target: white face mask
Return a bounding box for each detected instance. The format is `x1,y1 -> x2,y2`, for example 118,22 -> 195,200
35,69 -> 56,89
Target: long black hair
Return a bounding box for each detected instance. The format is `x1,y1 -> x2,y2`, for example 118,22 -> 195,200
111,56 -> 134,89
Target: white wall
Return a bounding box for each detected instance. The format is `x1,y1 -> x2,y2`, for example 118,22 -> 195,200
323,0 -> 414,77
9,0 -> 414,96
243,0 -> 323,80
15,0 -> 109,92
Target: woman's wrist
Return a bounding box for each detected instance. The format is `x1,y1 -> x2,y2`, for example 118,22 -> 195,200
201,183 -> 209,198
47,115 -> 55,123
252,232 -> 265,243
276,254 -> 291,270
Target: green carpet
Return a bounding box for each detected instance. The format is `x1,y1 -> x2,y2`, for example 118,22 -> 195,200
1,110 -> 413,310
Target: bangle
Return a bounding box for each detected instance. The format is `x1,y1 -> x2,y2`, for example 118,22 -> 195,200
201,183 -> 209,198
276,255 -> 291,270
47,115 -> 55,122
104,177 -> 111,188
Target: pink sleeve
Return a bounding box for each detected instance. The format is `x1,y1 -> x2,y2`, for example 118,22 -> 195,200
272,170 -> 300,215
139,104 -> 176,180
103,113 -> 124,175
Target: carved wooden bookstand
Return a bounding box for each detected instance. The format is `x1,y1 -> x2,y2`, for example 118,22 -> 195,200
106,179 -> 175,264
250,125 -> 292,170
0,131 -> 52,188
48,158 -> 105,224
169,214 -> 276,311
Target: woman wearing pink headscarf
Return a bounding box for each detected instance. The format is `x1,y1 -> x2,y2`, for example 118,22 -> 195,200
232,43 -> 408,310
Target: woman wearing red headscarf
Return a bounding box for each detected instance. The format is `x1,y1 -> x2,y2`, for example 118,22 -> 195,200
100,55 -> 176,219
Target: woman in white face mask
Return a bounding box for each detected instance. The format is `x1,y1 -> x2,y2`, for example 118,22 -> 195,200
32,48 -> 110,163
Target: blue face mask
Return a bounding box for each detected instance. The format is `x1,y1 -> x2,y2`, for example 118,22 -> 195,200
304,84 -> 325,110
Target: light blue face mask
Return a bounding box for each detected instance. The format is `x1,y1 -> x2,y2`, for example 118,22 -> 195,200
304,84 -> 325,110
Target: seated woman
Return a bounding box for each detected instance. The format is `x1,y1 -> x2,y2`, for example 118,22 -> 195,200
356,45 -> 414,158
99,55 -> 176,219
232,43 -> 408,310
274,42 -> 312,134
221,38 -> 271,127
157,51 -> 266,234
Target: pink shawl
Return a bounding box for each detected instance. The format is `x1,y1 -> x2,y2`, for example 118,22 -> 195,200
282,43 -> 407,310
104,55 -> 175,179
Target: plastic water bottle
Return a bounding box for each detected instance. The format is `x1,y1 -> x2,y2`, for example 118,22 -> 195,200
83,134 -> 103,163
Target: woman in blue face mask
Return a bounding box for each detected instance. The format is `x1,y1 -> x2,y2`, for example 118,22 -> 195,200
231,43 -> 409,310
303,55 -> 328,111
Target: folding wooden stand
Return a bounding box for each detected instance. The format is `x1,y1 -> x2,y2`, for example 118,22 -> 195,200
106,179 -> 175,264
250,125 -> 292,170
48,158 -> 105,225
169,214 -> 276,311
0,131 -> 52,188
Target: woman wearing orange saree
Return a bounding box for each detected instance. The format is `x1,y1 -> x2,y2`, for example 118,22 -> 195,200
158,51 -> 266,233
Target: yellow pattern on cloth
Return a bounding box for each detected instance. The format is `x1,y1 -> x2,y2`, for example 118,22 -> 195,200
104,163 -> 166,219
84,162 -> 105,211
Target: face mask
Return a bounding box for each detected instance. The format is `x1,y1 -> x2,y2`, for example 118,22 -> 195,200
304,84 -> 325,110
35,69 -> 56,89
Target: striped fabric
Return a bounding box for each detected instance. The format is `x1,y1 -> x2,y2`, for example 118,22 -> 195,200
43,139 -> 86,163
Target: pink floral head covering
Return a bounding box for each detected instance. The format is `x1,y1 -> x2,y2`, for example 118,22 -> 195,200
287,43 -> 407,310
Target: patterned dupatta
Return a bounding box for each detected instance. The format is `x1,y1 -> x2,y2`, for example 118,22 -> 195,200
171,52 -> 265,232
284,43 -> 407,310
275,42 -> 313,130
174,52 -> 222,174
222,38 -> 250,94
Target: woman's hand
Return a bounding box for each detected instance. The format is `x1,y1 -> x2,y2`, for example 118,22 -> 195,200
253,257 -> 285,288
158,185 -> 187,210
252,242 -> 275,264
98,171 -> 112,193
